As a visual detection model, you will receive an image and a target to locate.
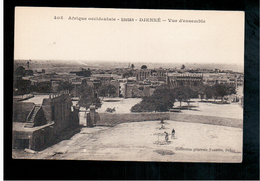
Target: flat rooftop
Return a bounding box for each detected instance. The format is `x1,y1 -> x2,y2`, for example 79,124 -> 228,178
13,122 -> 54,132
22,95 -> 50,104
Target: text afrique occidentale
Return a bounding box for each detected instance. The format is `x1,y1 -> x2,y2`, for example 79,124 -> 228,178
64,16 -> 205,23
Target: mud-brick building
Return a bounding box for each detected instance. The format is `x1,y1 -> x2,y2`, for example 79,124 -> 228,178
136,69 -> 165,81
120,83 -> 156,98
13,90 -> 79,150
69,77 -> 89,97
167,73 -> 203,88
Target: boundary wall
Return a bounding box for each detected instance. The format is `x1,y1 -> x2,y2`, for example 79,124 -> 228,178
97,112 -> 243,128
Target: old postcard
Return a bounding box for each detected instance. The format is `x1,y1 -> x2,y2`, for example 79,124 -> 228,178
13,7 -> 244,162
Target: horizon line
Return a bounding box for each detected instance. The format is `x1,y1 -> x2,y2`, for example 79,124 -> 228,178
14,59 -> 244,65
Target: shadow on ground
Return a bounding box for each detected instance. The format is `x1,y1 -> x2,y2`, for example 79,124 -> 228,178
154,149 -> 175,156
42,125 -> 83,150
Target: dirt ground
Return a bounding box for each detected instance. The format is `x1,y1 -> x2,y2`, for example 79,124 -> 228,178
97,98 -> 142,113
176,99 -> 243,119
13,120 -> 242,162
96,97 -> 243,119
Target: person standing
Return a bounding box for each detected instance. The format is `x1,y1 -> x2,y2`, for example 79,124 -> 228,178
164,131 -> 169,142
171,129 -> 175,139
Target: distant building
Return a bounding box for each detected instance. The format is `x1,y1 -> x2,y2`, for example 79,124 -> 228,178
136,69 -> 165,81
87,79 -> 101,90
70,68 -> 91,77
69,77 -> 88,97
35,69 -> 45,74
119,82 -> 156,98
202,72 -> 243,87
167,73 -> 203,88
15,66 -> 33,77
24,70 -> 34,76
91,74 -> 121,83
12,91 -> 79,150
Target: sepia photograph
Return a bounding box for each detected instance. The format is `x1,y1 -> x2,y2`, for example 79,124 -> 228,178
12,7 -> 244,162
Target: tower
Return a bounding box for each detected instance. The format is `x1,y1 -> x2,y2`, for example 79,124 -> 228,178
27,61 -> 30,70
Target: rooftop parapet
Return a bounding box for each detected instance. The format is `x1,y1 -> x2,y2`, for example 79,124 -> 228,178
49,90 -> 70,99
174,73 -> 203,77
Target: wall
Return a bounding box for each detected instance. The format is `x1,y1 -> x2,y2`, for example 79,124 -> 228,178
98,112 -> 170,126
51,94 -> 73,133
12,123 -> 54,150
97,112 -> 242,128
42,98 -> 52,123
34,107 -> 47,126
69,108 -> 80,127
13,93 -> 80,151
31,125 -> 54,150
13,102 -> 35,122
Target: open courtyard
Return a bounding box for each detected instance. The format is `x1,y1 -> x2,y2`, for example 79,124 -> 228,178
13,97 -> 243,162
13,120 -> 242,162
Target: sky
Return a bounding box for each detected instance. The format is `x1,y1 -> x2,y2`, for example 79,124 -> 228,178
14,7 -> 244,65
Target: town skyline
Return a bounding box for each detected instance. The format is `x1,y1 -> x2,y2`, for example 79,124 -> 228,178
14,59 -> 244,73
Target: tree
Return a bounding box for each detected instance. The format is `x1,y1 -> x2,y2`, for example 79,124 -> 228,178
130,103 -> 143,112
122,70 -> 133,78
214,84 -> 236,102
141,65 -> 147,69
58,81 -> 74,92
173,86 -> 194,108
181,64 -> 185,69
78,84 -> 102,109
33,82 -> 52,93
131,85 -> 175,112
14,79 -> 31,95
194,85 -> 214,101
131,64 -> 135,69
204,85 -> 217,101
15,66 -> 25,76
98,84 -> 117,97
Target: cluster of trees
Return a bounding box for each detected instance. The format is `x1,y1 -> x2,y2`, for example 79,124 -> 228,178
122,70 -> 134,78
78,83 -> 117,109
15,66 -> 26,76
13,79 -> 32,95
131,85 -> 175,112
57,81 -> 74,92
98,84 -> 117,97
78,83 -> 102,109
131,83 -> 237,112
31,82 -> 52,93
210,83 -> 236,101
15,66 -> 34,77
55,80 -> 118,109
14,80 -> 52,95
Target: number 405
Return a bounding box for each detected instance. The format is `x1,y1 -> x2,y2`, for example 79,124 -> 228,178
54,16 -> 63,19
